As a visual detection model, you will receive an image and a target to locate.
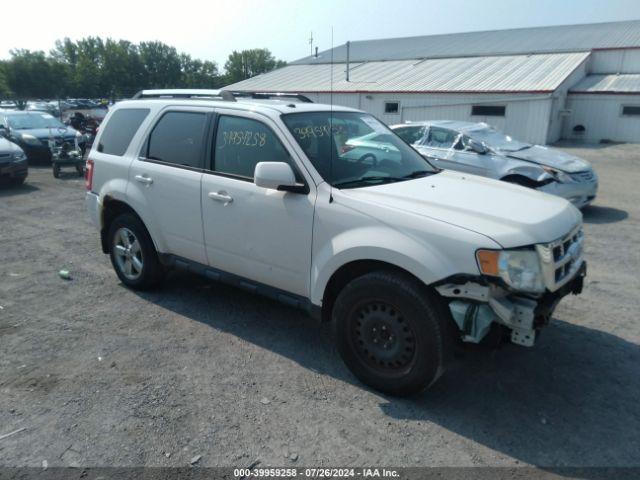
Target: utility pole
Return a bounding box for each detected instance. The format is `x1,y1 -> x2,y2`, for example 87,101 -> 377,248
309,31 -> 313,56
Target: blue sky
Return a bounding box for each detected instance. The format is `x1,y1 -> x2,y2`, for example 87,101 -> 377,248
2,0 -> 639,67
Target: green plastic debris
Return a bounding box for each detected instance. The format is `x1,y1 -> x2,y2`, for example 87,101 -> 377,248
59,269 -> 71,280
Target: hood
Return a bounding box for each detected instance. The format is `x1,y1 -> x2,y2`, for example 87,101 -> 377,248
338,170 -> 581,248
502,145 -> 591,173
0,136 -> 17,151
14,127 -> 77,139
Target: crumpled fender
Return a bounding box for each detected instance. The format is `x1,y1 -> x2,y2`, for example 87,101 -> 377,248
502,163 -> 554,184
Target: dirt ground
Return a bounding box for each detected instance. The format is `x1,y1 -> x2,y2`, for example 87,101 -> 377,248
0,143 -> 639,471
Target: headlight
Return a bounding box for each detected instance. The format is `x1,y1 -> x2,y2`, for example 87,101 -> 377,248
543,166 -> 574,184
75,131 -> 83,138
12,150 -> 27,161
476,249 -> 545,293
20,134 -> 41,146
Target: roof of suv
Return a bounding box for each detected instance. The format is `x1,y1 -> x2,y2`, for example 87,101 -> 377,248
114,98 -> 361,116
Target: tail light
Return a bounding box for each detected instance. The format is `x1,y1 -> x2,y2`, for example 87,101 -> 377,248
340,145 -> 356,154
85,159 -> 94,191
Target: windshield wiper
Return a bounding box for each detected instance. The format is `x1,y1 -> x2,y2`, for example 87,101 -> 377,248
333,175 -> 404,188
402,170 -> 435,179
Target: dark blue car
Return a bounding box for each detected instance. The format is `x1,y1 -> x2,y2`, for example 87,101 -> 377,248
0,111 -> 86,163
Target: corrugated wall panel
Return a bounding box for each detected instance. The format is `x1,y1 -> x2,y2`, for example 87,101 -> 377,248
590,49 -> 640,74
563,94 -> 640,142
310,92 -> 553,145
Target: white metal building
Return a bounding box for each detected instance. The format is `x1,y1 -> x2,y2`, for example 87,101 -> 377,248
225,20 -> 640,144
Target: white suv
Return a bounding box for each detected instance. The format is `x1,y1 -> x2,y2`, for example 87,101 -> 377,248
86,90 -> 586,396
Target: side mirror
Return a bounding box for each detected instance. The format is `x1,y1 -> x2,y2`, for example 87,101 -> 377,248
466,138 -> 487,154
254,162 -> 307,193
0,125 -> 7,137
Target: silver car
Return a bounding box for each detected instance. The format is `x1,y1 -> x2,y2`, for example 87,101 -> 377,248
391,121 -> 598,209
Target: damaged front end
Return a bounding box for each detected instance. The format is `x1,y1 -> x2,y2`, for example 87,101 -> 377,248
436,225 -> 587,347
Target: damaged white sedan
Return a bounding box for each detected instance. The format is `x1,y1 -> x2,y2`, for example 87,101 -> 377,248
391,121 -> 598,209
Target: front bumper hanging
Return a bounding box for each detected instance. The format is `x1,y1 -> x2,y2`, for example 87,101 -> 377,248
436,262 -> 586,347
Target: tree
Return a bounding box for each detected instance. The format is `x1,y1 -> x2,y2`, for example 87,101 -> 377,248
179,54 -> 222,88
139,41 -> 182,89
0,62 -> 11,97
3,50 -> 57,106
224,48 -> 286,84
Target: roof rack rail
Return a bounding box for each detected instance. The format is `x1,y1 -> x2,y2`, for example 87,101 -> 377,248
131,89 -> 313,103
131,89 -> 236,102
227,91 -> 314,103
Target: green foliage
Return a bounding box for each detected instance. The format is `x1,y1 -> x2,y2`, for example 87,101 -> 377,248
0,62 -> 11,97
224,48 -> 287,84
0,38 -> 285,101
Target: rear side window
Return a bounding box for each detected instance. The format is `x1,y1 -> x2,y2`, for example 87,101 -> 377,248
97,108 -> 149,156
213,115 -> 292,179
147,112 -> 207,168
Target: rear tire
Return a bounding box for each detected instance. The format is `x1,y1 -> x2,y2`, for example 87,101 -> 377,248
52,164 -> 60,178
333,271 -> 451,396
108,213 -> 164,290
76,164 -> 84,176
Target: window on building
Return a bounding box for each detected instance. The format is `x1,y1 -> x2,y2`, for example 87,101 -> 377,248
97,108 -> 149,156
213,116 -> 294,179
471,105 -> 506,117
622,105 -> 640,116
147,112 -> 207,168
384,102 -> 400,114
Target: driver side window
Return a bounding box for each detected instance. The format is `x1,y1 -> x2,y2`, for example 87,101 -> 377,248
424,127 -> 459,149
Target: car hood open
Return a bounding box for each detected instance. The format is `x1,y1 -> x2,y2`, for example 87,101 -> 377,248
338,170 -> 581,248
503,145 -> 591,173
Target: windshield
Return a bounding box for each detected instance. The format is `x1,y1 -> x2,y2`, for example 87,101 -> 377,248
282,112 -> 437,188
6,113 -> 64,130
466,126 -> 530,152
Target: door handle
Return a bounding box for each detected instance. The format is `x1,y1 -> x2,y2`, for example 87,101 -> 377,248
208,191 -> 233,205
135,174 -> 153,185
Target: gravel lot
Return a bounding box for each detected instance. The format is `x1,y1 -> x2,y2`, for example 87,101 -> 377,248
0,143 -> 639,472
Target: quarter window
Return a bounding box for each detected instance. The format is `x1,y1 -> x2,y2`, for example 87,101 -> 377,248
471,105 -> 506,117
97,108 -> 149,156
147,111 -> 207,168
213,116 -> 293,179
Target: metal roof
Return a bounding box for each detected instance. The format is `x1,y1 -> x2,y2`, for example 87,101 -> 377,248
225,52 -> 590,94
570,74 -> 640,94
294,20 -> 640,64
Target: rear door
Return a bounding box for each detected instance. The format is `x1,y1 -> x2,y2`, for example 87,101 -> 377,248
201,109 -> 315,297
128,107 -> 210,264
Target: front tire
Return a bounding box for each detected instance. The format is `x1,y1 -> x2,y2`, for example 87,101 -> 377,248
333,271 -> 451,396
108,213 -> 164,290
52,164 -> 60,178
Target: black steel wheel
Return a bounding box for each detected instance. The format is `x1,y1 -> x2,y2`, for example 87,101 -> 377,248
333,271 -> 453,396
350,300 -> 417,375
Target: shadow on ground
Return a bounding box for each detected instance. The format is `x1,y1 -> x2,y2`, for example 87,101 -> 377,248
582,205 -> 628,224
133,271 -> 640,472
0,182 -> 39,197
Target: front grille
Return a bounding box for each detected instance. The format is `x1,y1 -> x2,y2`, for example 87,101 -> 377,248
0,153 -> 10,159
570,170 -> 595,182
536,225 -> 584,292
